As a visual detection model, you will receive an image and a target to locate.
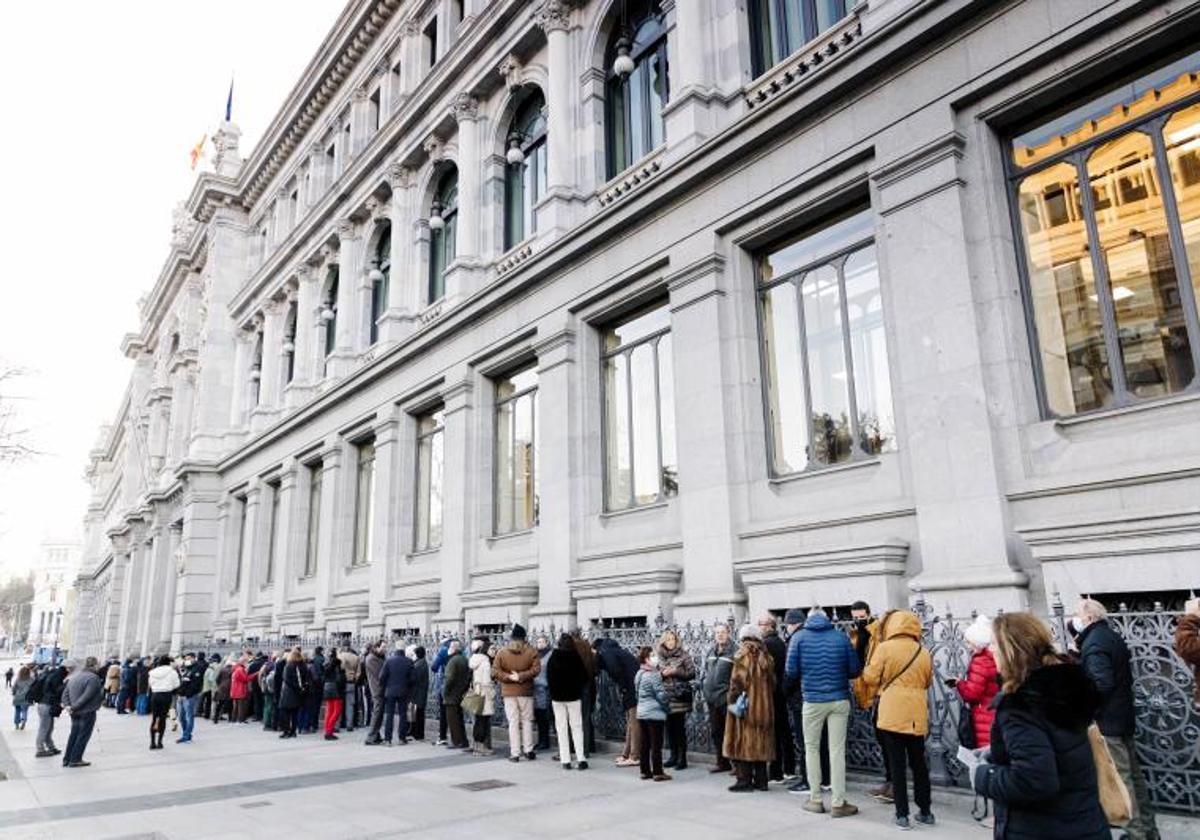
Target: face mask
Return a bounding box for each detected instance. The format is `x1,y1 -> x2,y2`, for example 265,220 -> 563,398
1071,616 -> 1085,633
648,655 -> 660,668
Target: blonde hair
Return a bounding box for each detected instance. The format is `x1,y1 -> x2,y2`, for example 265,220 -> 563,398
991,613 -> 1059,694
1076,598 -> 1108,621
657,629 -> 679,650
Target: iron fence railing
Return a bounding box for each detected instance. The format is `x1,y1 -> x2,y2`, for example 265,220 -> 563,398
178,593 -> 1200,814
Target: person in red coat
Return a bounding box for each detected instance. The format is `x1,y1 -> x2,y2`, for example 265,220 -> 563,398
955,615 -> 999,748
230,657 -> 254,724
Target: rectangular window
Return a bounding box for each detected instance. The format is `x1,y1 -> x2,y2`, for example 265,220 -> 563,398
748,0 -> 850,78
602,303 -> 678,510
424,18 -> 438,68
1009,49 -> 1200,417
265,481 -> 281,585
757,206 -> 896,474
494,367 -> 539,534
303,462 -> 322,578
352,440 -> 376,567
414,409 -> 445,550
232,495 -> 249,592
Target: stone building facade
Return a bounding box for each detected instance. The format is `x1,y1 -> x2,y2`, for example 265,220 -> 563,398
73,0 -> 1200,657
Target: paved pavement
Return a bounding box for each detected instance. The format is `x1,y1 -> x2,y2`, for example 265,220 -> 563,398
0,658 -> 1196,840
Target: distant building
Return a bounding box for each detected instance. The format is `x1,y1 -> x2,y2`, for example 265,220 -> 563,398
29,539 -> 80,663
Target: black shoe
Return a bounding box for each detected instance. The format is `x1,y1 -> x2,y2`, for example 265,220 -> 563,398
728,782 -> 754,792
508,755 -> 520,763
577,761 -> 589,770
675,760 -> 688,771
563,762 -> 572,770
324,733 -> 338,741
915,812 -> 935,826
365,738 -> 382,745
67,761 -> 90,768
524,751 -> 537,760
35,750 -> 54,758
664,757 -> 678,768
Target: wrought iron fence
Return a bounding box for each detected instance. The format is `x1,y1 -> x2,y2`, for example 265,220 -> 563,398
178,595 -> 1200,814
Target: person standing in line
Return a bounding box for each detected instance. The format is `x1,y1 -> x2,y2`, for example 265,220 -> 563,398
213,657 -> 233,723
571,628 -> 598,756
725,625 -> 776,792
430,636 -> 451,745
533,634 -> 553,752
11,665 -> 33,730
758,613 -> 795,782
278,648 -> 308,739
134,657 -> 151,715
1074,599 -> 1160,840
258,654 -> 277,731
147,655 -> 180,750
103,660 -> 120,708
952,614 -> 1000,750
304,646 -> 325,734
339,645 -> 361,733
364,640 -> 387,744
635,646 -> 671,781
230,655 -> 255,724
1175,597 -> 1200,705
61,659 -> 103,768
492,624 -> 541,762
782,608 -> 830,796
175,652 -> 204,743
441,640 -> 471,750
594,637 -> 641,766
861,610 -> 935,830
377,641 -> 414,745
322,647 -> 347,741
467,639 -> 495,756
702,622 -> 736,774
32,662 -> 66,758
409,646 -> 430,742
200,655 -> 218,719
116,658 -> 134,715
850,601 -> 892,802
546,632 -> 589,770
786,607 -> 862,818
973,613 -> 1109,839
656,629 -> 696,771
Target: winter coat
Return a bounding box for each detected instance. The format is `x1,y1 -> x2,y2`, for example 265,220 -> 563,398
701,640 -> 736,711
279,661 -> 309,710
850,615 -> 884,709
635,665 -> 669,721
63,669 -> 103,715
533,649 -> 552,710
148,664 -> 181,695
785,612 -> 862,703
431,643 -> 450,695
119,662 -> 133,689
761,629 -> 789,706
379,652 -> 414,700
861,610 -> 932,736
42,667 -> 66,714
723,638 -> 775,763
1174,614 -> 1200,704
655,642 -> 696,714
135,664 -> 150,695
594,638 -> 638,711
442,652 -> 470,706
339,650 -> 361,683
230,664 -> 253,701
104,664 -> 120,693
546,647 -> 588,703
974,662 -> 1108,840
178,661 -> 205,698
468,652 -> 495,716
12,676 -> 33,707
215,665 -> 233,701
1078,619 -> 1136,737
322,658 -> 347,701
956,647 -> 1000,748
365,650 -> 386,698
573,634 -> 597,680
202,664 -> 219,694
411,658 -> 430,709
492,641 -> 541,698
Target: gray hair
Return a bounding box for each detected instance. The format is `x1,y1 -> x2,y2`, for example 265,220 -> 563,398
1076,598 -> 1108,621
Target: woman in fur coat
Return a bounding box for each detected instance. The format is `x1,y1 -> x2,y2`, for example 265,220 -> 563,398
724,625 -> 775,792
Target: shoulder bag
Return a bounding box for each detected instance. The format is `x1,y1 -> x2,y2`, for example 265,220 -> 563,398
871,642 -> 922,724
1087,723 -> 1132,826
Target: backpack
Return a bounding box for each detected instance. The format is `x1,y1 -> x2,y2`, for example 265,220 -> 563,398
25,672 -> 46,705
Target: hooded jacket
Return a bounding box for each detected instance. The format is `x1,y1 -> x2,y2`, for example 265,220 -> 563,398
973,663 -> 1108,840
861,610 -> 932,736
492,640 -> 541,698
956,647 -> 1000,748
594,638 -> 638,712
1078,619 -> 1136,737
784,612 -> 862,703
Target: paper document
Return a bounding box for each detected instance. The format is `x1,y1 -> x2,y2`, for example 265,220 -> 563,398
957,745 -> 984,775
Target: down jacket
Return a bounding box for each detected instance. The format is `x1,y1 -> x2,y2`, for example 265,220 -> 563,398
701,640 -> 736,711
655,640 -> 696,714
784,612 -> 862,703
468,652 -> 495,716
1078,619 -> 1137,737
635,665 -> 669,721
1175,614 -> 1200,705
973,662 -> 1108,840
956,647 -> 1000,748
594,638 -> 638,712
861,610 -> 933,736
723,638 -> 775,763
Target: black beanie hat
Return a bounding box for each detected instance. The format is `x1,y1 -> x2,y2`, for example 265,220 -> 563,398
511,623 -> 527,641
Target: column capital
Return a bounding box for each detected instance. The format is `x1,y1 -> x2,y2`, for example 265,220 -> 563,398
423,136 -> 444,163
386,161 -> 414,190
451,93 -> 480,124
401,18 -> 421,37
498,54 -> 524,91
535,0 -> 571,33
335,217 -> 358,241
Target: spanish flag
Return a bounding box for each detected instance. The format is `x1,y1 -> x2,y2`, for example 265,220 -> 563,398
189,133 -> 207,170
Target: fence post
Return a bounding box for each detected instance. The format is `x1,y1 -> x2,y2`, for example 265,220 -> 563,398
925,608 -> 951,786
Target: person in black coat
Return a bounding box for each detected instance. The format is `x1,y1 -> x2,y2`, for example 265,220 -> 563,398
758,614 -> 795,781
547,633 -> 589,769
378,643 -> 415,745
973,613 -> 1108,840
593,637 -> 641,766
321,649 -> 347,740
409,647 -> 430,742
277,650 -> 308,738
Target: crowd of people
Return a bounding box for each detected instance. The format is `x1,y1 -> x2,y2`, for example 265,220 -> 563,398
6,595 -> 1199,837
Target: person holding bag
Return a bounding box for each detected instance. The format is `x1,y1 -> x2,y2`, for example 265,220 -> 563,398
724,625 -> 775,792
465,639 -> 495,756
655,629 -> 696,771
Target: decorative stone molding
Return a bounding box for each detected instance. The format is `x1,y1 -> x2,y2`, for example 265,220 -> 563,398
418,298 -> 445,324
734,540 -> 909,585
496,244 -> 534,275
335,217 -> 357,240
386,161 -> 413,189
364,195 -> 390,222
451,93 -> 480,123
423,136 -> 444,163
354,85 -> 371,102
744,16 -> 863,110
498,54 -> 523,91
401,18 -> 421,37
535,0 -> 570,33
569,565 -> 683,600
170,202 -> 198,249
597,147 -> 665,207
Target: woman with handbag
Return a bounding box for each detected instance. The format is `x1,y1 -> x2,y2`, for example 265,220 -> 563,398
466,639 -> 495,756
973,613 -> 1109,840
861,610 -> 934,830
656,629 -> 696,770
724,625 -> 775,792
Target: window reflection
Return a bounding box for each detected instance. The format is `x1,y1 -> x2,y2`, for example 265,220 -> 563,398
495,367 -> 538,535
1166,104 -> 1200,347
352,440 -> 376,567
605,2 -> 669,178
415,410 -> 444,550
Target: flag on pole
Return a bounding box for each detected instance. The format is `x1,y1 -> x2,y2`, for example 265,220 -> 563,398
225,78 -> 234,123
189,133 -> 207,170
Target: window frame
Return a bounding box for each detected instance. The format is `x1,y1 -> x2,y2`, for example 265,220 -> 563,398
604,8 -> 670,179
351,438 -> 376,568
370,224 -> 391,345
413,408 -> 446,551
302,460 -> 322,579
492,366 -> 539,535
747,0 -> 850,78
429,169 -> 458,304
504,90 -> 549,250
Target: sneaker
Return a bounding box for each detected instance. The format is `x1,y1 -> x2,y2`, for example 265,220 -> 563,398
870,782 -> 894,802
615,757 -> 638,767
781,773 -> 799,781
653,773 -> 672,782
563,762 -> 573,771
803,800 -> 826,815
434,738 -> 447,746
35,750 -> 54,758
895,816 -> 912,831
577,761 -> 588,770
787,780 -> 811,795
524,751 -> 537,760
831,803 -> 859,818
324,734 -> 338,741
915,812 -> 935,826
821,784 -> 831,793
640,773 -> 653,780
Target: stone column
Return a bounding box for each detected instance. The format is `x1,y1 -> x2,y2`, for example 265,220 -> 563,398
327,219 -> 361,378
293,266 -> 320,394
158,523 -> 182,651
380,163 -> 416,343
235,484 -> 262,626
167,367 -> 196,465
135,528 -> 162,654
146,387 -> 172,473
312,444 -> 343,629
399,20 -> 422,96
452,94 -> 480,262
270,461 -> 298,621
366,407 -> 401,633
433,371 -> 475,630
869,131 -> 1028,613
252,300 -> 285,432
171,473 -> 223,651
229,328 -> 253,428
104,551 -> 129,655
534,3 -> 580,234
530,324 -> 577,625
350,85 -> 371,156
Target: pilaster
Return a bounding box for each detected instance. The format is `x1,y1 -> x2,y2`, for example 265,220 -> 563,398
366,407 -> 402,633
328,220 -> 361,378
433,371 -> 475,628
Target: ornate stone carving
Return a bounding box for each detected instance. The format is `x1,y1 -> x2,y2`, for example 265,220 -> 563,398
336,217 -> 357,240
402,19 -> 421,37
423,136 -> 444,163
535,0 -> 571,33
170,202 -> 198,248
365,195 -> 390,221
354,85 -> 371,102
386,161 -> 413,190
451,93 -> 479,123
498,54 -> 524,91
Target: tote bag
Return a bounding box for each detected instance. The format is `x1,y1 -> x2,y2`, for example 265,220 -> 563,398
1087,724 -> 1132,827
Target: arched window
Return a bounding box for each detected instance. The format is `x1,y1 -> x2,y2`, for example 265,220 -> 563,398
429,167 -> 458,304
605,1 -> 669,179
321,267 -> 339,366
504,89 -> 548,250
748,0 -> 849,77
370,223 -> 390,345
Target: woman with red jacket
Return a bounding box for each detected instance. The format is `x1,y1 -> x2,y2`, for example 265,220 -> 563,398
230,656 -> 254,724
955,615 -> 1000,748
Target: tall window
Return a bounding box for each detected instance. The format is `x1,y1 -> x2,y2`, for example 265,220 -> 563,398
303,462 -> 322,578
415,409 -> 445,550
1010,50 -> 1200,417
322,267 -> 339,364
232,496 -> 249,592
504,90 -> 548,250
352,439 -> 376,567
370,224 -> 391,345
368,88 -> 381,134
605,1 -> 669,178
424,17 -> 438,68
249,332 -> 263,408
284,302 -> 297,385
757,206 -> 895,474
265,481 -> 280,585
495,367 -> 538,534
748,0 -> 849,78
602,303 -> 677,510
429,167 -> 458,304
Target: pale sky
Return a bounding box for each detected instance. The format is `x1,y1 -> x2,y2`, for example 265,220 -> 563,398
0,1 -> 345,581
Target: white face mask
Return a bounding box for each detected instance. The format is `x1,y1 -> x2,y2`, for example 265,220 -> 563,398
1071,616 -> 1086,633
648,655 -> 660,668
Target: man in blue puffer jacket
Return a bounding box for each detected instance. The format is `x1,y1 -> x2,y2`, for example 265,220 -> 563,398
785,608 -> 862,818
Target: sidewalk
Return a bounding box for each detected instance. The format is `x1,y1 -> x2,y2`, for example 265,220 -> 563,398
0,660 -> 1195,839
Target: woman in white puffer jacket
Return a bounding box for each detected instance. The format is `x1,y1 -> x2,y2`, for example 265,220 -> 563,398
467,639 -> 495,756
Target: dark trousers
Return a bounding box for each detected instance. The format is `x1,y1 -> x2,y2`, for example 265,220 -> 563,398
534,706 -> 551,749
580,681 -> 596,754
198,692 -> 211,718
410,705 -> 426,740
791,700 -> 830,785
383,696 -> 409,742
770,691 -> 796,779
472,713 -> 492,747
251,683 -> 263,720
736,760 -> 769,789
305,694 -> 321,732
877,721 -> 893,782
438,698 -> 448,741
368,692 -> 384,740
446,703 -> 468,747
709,705 -> 730,768
64,712 -> 96,765
278,707 -> 296,736
666,711 -> 687,766
639,719 -> 665,776
881,730 -> 931,818
115,687 -> 130,714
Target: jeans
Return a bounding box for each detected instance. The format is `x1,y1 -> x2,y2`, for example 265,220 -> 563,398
709,705 -> 729,768
342,688 -> 356,731
63,711 -> 96,765
881,730 -> 931,818
13,704 -> 28,727
177,694 -> 198,740
639,719 -> 665,776
503,695 -> 534,756
803,699 -> 850,807
382,696 -> 409,742
115,686 -> 130,714
1107,734 -> 1159,840
552,700 -> 586,764
580,681 -> 596,755
323,698 -> 343,736
534,705 -> 551,749
36,703 -> 57,751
